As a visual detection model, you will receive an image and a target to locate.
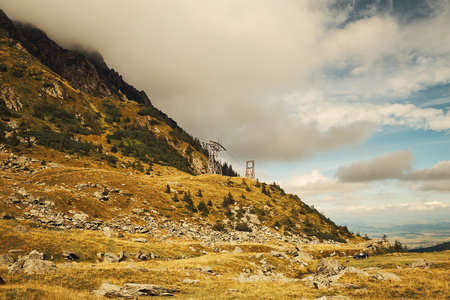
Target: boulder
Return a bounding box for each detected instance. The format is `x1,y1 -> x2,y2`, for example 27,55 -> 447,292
234,246 -> 243,253
22,259 -> 56,274
0,255 -> 14,266
104,253 -> 120,263
316,258 -> 344,277
62,250 -> 79,261
410,259 -> 432,269
0,213 -> 15,220
118,250 -> 126,262
103,226 -> 114,238
370,272 -> 401,281
295,252 -> 314,261
132,238 -> 148,243
182,278 -> 199,284
92,281 -> 122,298
13,225 -> 29,233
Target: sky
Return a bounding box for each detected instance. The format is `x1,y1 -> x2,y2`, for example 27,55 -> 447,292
1,0 -> 449,245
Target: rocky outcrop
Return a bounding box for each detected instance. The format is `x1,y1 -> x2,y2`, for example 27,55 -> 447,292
304,258 -> 373,290
0,85 -> 23,111
8,250 -> 56,275
92,281 -> 179,298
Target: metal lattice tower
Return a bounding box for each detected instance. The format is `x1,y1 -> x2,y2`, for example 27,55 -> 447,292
202,139 -> 226,175
245,160 -> 255,180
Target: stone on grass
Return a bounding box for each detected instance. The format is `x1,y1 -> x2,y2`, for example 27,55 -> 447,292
13,225 -> 28,233
0,255 -> 14,266
370,272 -> 401,281
62,250 -> 79,261
410,259 -> 432,269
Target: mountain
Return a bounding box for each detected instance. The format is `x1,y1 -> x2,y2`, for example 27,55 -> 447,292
409,242 -> 450,253
0,9 -> 360,246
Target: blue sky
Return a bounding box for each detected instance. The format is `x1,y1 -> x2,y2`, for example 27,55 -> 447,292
2,0 -> 449,244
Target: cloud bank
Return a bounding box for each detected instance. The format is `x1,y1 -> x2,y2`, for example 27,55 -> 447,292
1,0 -> 450,162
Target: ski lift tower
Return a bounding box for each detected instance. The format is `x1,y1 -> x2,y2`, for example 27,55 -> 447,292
245,160 -> 255,180
202,139 -> 226,175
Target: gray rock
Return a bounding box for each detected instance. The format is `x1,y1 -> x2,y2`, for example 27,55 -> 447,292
122,283 -> 179,297
316,258 -> 344,277
132,238 -> 148,243
182,278 -> 199,284
103,226 -> 114,238
0,255 -> 14,267
234,246 -> 243,253
199,266 -> 213,273
118,250 -> 126,262
295,252 -> 314,261
104,253 -> 120,263
92,281 -> 122,298
93,282 -> 179,298
22,259 -> 56,274
137,266 -> 148,272
410,259 -> 432,269
371,272 -> 401,281
28,250 -> 44,260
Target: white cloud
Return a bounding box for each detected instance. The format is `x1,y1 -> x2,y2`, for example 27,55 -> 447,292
346,204 -> 393,213
399,201 -> 450,212
279,170 -> 368,197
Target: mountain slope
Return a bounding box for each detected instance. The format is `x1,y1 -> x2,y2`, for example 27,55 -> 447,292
0,9 -> 359,244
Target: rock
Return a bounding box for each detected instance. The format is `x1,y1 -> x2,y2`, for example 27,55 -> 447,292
92,281 -> 122,298
73,213 -> 89,223
104,253 -> 120,263
0,255 -> 14,266
121,283 -> 179,297
62,250 -> 79,261
182,278 -> 199,284
343,266 -> 369,277
247,214 -> 261,225
103,226 -> 114,238
199,266 -> 213,274
137,266 -> 148,272
0,213 -> 15,220
28,250 -> 44,260
22,259 -> 56,274
410,259 -> 432,269
13,225 -> 29,233
0,85 -> 23,111
234,246 -> 243,253
118,250 -> 126,262
371,272 -> 401,281
295,252 -> 314,261
93,282 -> 180,298
316,258 -> 344,277
132,238 -> 148,243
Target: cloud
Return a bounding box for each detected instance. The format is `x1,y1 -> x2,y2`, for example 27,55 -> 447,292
407,161 -> 450,181
346,204 -> 393,214
336,151 -> 413,182
279,170 -> 368,197
399,201 -> 450,212
1,0 -> 450,163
